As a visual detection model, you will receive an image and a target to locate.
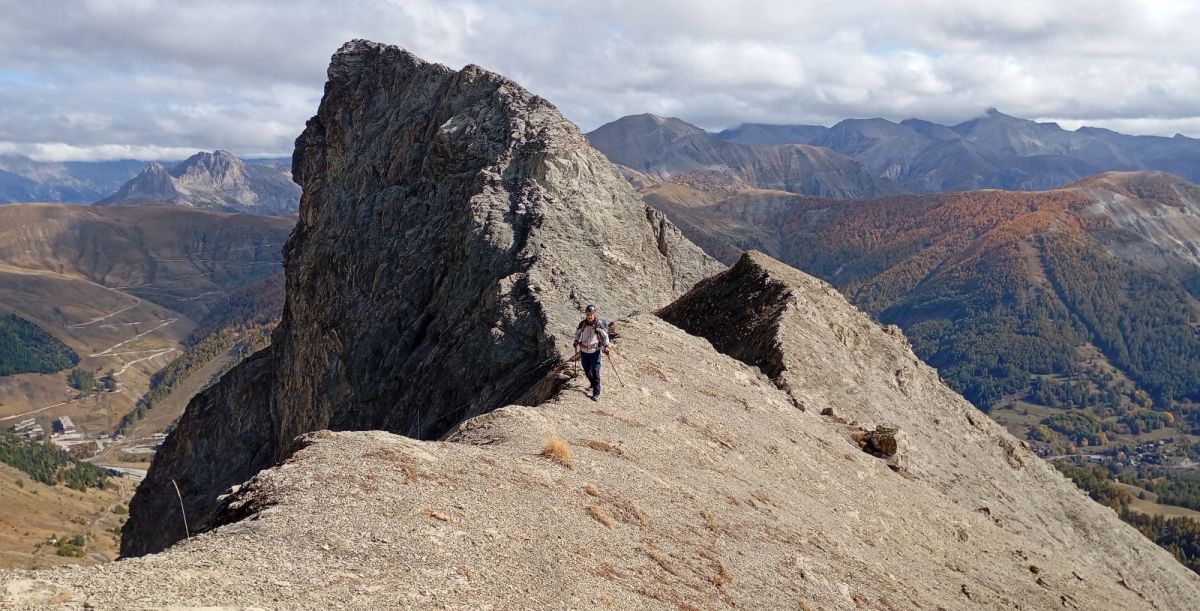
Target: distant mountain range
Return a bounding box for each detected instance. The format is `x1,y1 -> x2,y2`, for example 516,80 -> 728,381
97,150 -> 301,215
643,170 -> 1200,418
589,109 -> 1200,195
586,114 -> 900,198
0,151 -> 298,214
0,155 -> 147,203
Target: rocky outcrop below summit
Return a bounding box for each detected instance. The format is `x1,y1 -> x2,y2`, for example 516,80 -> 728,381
119,40 -> 719,557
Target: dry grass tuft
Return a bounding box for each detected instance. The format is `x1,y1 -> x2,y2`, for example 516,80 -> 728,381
540,437 -> 574,469
701,548 -> 733,586
612,498 -> 653,529
581,438 -> 624,456
632,506 -> 653,529
588,505 -> 615,530
583,484 -> 603,497
751,490 -> 774,507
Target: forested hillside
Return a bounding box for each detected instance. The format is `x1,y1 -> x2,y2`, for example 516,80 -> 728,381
644,174 -> 1200,412
0,314 -> 79,376
0,432 -> 113,491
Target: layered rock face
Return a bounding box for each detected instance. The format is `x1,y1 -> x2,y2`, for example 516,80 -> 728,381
120,41 -> 719,557
7,264 -> 1199,609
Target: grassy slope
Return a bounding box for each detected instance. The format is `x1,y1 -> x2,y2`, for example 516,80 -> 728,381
0,462 -> 132,569
0,204 -> 290,564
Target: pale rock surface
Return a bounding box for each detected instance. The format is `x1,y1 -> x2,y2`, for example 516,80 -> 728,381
661,250 -> 1200,608
4,309 -> 1198,609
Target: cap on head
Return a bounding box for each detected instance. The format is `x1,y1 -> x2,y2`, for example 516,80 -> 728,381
584,304 -> 596,313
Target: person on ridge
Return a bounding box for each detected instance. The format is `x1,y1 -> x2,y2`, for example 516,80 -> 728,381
572,304 -> 610,401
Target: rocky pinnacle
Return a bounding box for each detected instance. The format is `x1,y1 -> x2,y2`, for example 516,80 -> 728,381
119,40 -> 719,557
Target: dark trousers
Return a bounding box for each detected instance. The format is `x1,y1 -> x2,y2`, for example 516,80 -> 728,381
581,350 -> 602,396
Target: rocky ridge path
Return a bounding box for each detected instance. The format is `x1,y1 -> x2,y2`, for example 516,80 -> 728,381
5,257 -> 1200,609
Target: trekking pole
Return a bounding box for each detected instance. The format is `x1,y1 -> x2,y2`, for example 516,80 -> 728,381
606,351 -> 626,387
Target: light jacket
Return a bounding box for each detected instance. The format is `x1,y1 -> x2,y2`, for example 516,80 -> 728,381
573,322 -> 609,354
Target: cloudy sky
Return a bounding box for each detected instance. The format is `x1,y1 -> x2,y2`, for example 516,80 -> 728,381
2,0 -> 1199,160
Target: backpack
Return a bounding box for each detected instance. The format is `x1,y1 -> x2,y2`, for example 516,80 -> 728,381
577,317 -> 616,340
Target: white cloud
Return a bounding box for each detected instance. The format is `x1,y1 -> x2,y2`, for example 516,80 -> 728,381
2,0 -> 1199,161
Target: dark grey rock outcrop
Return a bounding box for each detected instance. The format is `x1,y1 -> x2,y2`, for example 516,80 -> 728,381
121,40 -> 719,557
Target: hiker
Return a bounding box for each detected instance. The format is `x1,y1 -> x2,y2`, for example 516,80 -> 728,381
572,304 -> 610,401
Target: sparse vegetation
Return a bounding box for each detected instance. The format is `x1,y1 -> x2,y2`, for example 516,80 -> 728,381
185,272 -> 285,345
539,436 -> 573,468
54,534 -> 87,558
67,368 -> 98,396
114,323 -> 271,435
580,438 -> 622,455
0,314 -> 79,377
587,505 -> 614,529
1058,462 -> 1200,573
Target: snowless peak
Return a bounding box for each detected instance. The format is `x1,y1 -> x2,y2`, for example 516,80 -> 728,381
95,150 -> 299,214
117,39 -> 719,558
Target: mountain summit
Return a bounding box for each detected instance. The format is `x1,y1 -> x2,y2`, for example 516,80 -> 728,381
96,150 -> 301,215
